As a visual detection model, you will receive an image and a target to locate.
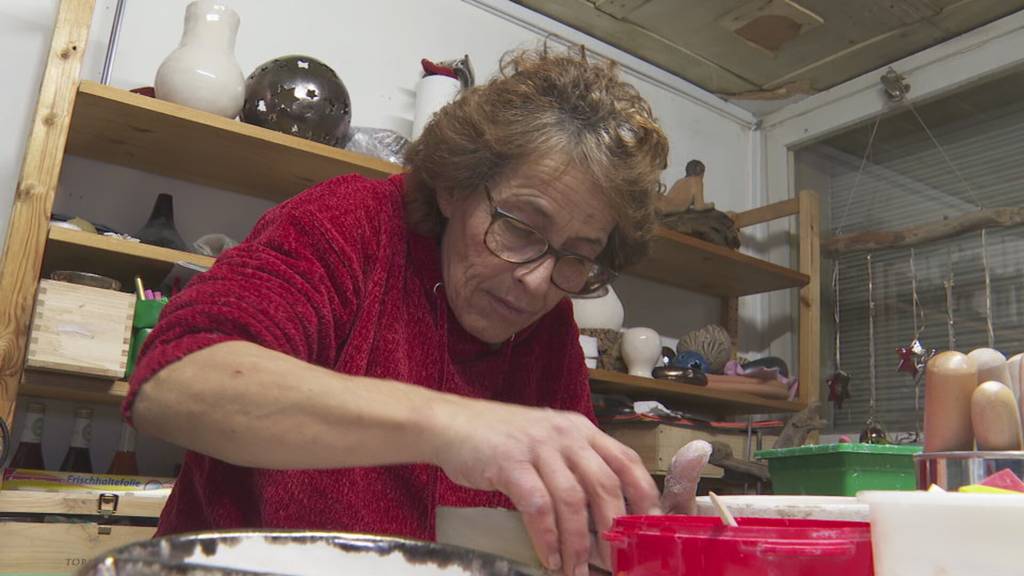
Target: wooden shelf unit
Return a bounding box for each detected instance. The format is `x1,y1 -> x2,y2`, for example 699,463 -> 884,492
588,369 -> 804,417
43,225 -> 214,291
20,369 -> 127,406
67,81 -> 402,203
628,227 -> 808,297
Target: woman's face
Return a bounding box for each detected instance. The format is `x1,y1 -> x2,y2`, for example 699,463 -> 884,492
438,159 -> 617,344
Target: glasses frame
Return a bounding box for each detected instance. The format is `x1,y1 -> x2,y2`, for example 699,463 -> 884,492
483,184 -> 617,297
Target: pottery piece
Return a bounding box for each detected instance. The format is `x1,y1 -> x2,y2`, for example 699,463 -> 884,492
571,285 -> 624,330
241,55 -> 352,145
155,0 -> 245,118
621,327 -> 661,378
678,324 -> 732,373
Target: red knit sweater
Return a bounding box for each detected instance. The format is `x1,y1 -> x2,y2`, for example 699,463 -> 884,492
125,174 -> 593,540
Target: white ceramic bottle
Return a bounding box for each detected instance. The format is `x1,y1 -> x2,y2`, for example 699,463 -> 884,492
155,0 -> 245,118
621,327 -> 661,378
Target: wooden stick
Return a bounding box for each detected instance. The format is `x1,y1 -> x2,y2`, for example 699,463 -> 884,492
824,207 -> 1024,255
731,198 -> 800,228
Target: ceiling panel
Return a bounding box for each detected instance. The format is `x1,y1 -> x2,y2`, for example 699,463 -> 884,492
513,0 -> 1024,106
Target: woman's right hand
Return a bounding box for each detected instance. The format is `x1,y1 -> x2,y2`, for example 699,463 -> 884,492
425,396 -> 660,576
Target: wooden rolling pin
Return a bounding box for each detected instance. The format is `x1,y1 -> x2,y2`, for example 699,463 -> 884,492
972,381 -> 1024,451
925,351 -> 978,452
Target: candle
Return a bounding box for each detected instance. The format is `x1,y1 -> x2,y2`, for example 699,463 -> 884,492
925,351 -> 977,452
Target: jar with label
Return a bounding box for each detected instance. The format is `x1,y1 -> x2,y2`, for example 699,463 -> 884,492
60,407 -> 93,473
10,401 -> 46,470
107,419 -> 139,475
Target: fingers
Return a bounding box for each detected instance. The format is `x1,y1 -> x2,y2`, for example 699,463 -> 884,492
566,447 -> 625,569
661,440 -> 712,515
536,449 -> 593,576
591,433 -> 661,516
498,462 -> 563,572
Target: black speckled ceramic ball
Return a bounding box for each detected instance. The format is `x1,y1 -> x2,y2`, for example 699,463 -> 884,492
241,55 -> 351,146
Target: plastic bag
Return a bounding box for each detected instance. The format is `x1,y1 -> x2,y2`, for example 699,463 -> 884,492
342,126 -> 409,165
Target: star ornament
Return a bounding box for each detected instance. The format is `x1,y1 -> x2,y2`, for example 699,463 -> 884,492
897,339 -> 936,378
827,370 -> 851,410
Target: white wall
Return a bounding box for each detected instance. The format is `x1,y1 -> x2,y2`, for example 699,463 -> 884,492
3,0 -> 760,470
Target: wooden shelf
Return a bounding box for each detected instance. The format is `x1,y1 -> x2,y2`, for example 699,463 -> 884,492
20,369 -> 127,406
588,368 -> 804,416
626,227 -> 809,297
42,225 -> 213,291
66,81 -> 402,203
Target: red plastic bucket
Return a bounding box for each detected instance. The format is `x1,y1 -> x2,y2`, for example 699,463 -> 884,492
604,515 -> 873,576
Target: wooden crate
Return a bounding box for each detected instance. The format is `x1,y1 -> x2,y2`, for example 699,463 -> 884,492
604,422 -> 779,477
26,279 -> 135,379
0,491 -> 164,574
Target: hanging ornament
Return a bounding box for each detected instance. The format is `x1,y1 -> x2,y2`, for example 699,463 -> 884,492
826,262 -> 852,411
859,417 -> 890,445
827,371 -> 851,410
982,228 -> 995,348
861,254 -> 890,444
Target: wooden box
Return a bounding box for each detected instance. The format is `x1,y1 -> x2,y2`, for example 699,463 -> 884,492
26,279 -> 135,379
0,491 -> 164,574
603,422 -> 779,477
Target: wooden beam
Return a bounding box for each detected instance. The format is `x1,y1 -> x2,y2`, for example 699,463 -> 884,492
732,198 -> 799,228
0,0 -> 95,428
798,190 -> 821,407
824,207 -> 1024,255
720,296 -> 740,357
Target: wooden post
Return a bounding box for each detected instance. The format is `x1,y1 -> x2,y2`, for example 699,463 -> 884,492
720,296 -> 740,359
798,190 -> 821,407
0,0 -> 95,428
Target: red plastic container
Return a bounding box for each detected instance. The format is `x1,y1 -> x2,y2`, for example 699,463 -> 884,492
604,515 -> 873,576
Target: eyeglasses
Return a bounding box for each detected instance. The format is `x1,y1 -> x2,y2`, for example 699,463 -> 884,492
483,185 -> 616,297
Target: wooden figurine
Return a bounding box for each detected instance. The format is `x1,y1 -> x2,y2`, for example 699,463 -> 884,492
657,160 -> 712,214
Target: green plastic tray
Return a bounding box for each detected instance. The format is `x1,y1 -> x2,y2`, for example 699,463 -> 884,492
755,443 -> 922,496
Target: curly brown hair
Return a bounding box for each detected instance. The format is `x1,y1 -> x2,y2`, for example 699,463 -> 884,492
403,46 -> 669,271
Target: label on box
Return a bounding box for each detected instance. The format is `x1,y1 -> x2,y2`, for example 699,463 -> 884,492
2,468 -> 174,492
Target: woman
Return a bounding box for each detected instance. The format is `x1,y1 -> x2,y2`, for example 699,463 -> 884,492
127,48 -> 705,575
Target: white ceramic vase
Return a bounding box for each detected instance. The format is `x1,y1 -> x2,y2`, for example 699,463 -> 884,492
622,327 -> 661,378
155,0 -> 245,118
571,285 -> 624,330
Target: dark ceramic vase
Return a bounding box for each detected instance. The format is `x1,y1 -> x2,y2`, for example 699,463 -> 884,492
137,193 -> 187,251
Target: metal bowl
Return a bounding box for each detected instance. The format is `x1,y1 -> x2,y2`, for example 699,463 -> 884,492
77,530 -> 542,576
915,450 -> 1024,490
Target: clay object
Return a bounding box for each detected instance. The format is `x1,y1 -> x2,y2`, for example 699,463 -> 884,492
137,193 -> 187,251
742,356 -> 790,377
971,381 -> 1024,451
657,160 -> 712,213
672,351 -> 709,373
967,347 -> 1010,387
579,328 -> 624,372
571,285 -> 624,330
621,327 -> 661,378
660,209 -> 740,249
652,366 -> 708,386
1007,352 -> 1023,402
242,55 -> 352,146
924,351 -> 978,452
155,0 -> 245,118
772,401 -> 826,449
678,324 -> 732,373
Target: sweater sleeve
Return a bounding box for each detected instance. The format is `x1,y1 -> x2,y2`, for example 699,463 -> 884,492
123,175 -> 392,422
